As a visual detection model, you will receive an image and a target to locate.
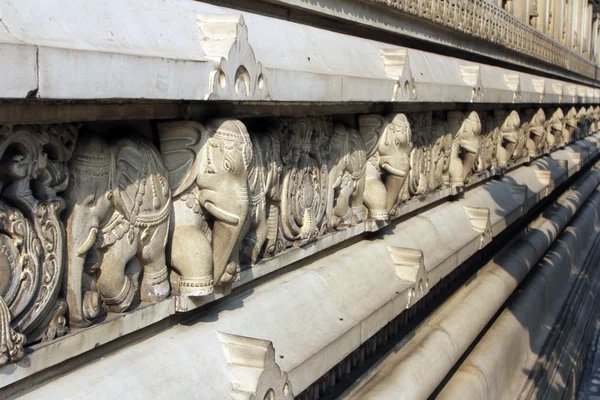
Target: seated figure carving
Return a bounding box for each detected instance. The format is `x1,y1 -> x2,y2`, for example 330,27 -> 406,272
64,134 -> 172,327
158,119 -> 252,296
359,113 -> 412,220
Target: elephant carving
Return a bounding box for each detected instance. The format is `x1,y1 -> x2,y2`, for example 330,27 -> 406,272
158,119 -> 252,296
524,109 -> 547,157
546,108 -> 564,149
64,134 -> 171,328
447,111 -> 481,188
359,113 -> 412,220
326,122 -> 367,229
241,128 -> 283,265
496,110 -> 521,166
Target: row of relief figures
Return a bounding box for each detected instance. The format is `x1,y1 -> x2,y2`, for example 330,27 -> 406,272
0,105 -> 596,366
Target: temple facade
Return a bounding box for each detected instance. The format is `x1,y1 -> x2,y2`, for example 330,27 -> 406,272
0,0 -> 599,399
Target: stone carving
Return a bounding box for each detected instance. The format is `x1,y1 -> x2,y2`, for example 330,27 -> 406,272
388,247 -> 428,308
407,113 -> 432,197
523,109 -> 548,157
0,124 -> 76,362
158,120 -> 252,296
547,108 -> 565,149
476,111 -> 499,173
65,134 -> 171,327
577,107 -> 589,140
363,0 -> 595,79
198,15 -> 269,101
278,117 -> 328,245
447,111 -> 482,188
325,123 -> 367,229
494,110 -> 521,167
359,114 -> 412,220
241,127 -> 283,265
463,206 -> 492,249
219,332 -> 294,400
428,117 -> 453,191
563,107 -> 578,144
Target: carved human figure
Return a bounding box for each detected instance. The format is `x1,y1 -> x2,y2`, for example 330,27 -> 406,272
428,117 -> 453,191
359,113 -> 412,220
64,134 -> 171,327
158,119 -> 252,296
241,128 -> 283,265
326,122 -> 367,229
447,111 -> 481,188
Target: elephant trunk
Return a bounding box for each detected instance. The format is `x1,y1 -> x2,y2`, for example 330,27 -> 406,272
384,174 -> 406,213
65,207 -> 100,328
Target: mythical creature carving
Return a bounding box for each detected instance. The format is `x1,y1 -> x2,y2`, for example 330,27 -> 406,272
447,111 -> 482,188
359,114 -> 412,220
0,124 -> 76,363
158,119 -> 252,296
325,122 -> 367,229
277,117 -> 328,245
64,134 -> 171,327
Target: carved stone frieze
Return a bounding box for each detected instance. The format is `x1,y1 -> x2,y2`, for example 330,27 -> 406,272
0,124 -> 76,362
362,0 -> 595,78
0,102 -> 597,369
64,133 -> 172,327
158,119 -> 251,295
359,113 -> 412,220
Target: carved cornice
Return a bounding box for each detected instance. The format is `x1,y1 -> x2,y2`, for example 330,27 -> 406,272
360,0 -> 597,79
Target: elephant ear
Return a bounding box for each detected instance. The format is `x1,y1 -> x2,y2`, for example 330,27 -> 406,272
110,136 -> 171,225
358,114 -> 386,158
157,121 -> 209,197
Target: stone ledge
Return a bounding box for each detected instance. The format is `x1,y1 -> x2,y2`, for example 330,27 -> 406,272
0,0 -> 598,104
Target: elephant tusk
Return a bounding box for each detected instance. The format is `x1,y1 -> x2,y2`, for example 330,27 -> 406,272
381,163 -> 407,178
76,227 -> 98,256
204,202 -> 241,225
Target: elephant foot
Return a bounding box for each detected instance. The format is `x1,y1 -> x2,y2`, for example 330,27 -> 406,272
179,276 -> 214,297
367,209 -> 389,221
101,276 -> 136,313
141,267 -> 170,303
219,261 -> 239,285
83,291 -> 105,320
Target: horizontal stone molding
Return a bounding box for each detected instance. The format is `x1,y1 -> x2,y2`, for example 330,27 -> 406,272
0,0 -> 598,104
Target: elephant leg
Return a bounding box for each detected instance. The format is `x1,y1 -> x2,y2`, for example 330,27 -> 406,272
363,176 -> 388,220
96,244 -> 137,313
351,174 -> 366,224
449,145 -> 464,188
250,209 -> 269,265
461,150 -> 477,181
170,223 -> 214,296
138,222 -> 170,303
